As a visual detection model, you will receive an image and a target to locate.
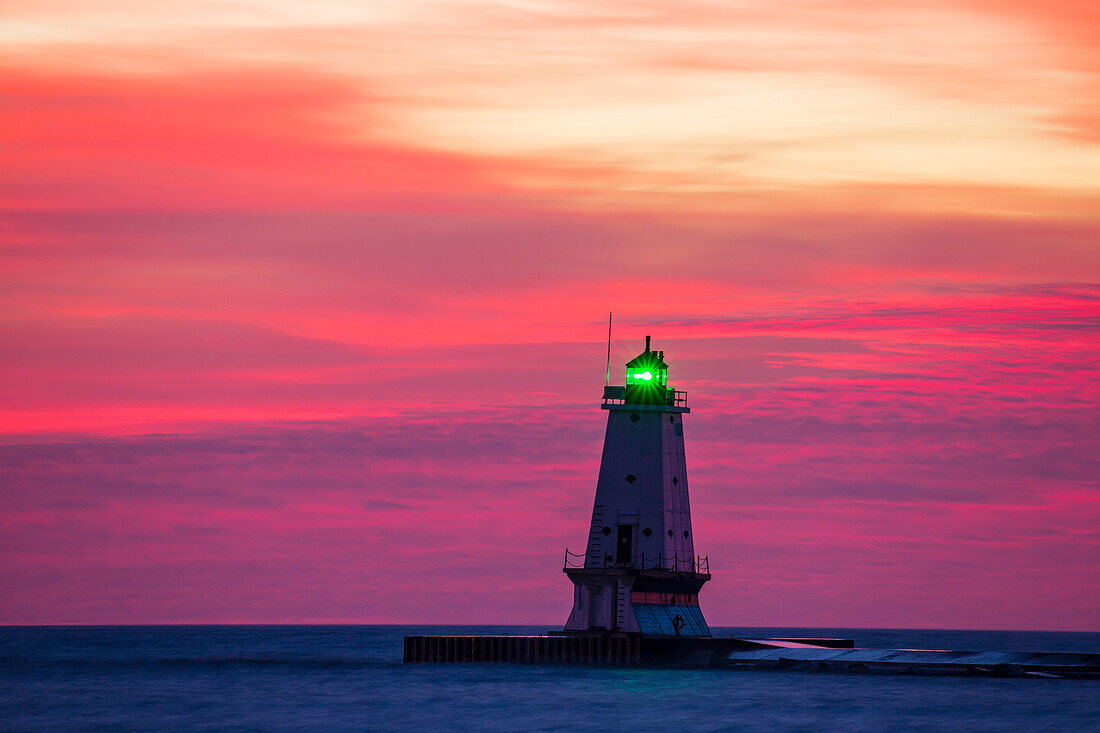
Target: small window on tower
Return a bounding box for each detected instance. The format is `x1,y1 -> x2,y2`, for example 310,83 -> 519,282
630,413 -> 640,422
667,529 -> 674,538
602,526 -> 611,536
625,474 -> 636,484
672,477 -> 678,485
642,528 -> 652,537
669,416 -> 675,424
683,530 -> 690,538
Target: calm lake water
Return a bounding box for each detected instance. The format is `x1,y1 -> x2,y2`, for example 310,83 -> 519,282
2,625 -> 1098,731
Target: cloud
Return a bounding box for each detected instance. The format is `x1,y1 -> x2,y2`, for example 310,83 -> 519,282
2,346 -> 1096,627
1,0 -> 1098,629
5,0 -> 1100,209
0,63 -> 513,212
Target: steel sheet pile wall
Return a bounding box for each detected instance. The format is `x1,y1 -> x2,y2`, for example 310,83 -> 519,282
403,635 -> 641,665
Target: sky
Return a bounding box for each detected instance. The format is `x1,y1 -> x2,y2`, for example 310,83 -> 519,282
1,0 -> 1098,630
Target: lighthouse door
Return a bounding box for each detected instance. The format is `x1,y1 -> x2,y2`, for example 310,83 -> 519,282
615,525 -> 634,565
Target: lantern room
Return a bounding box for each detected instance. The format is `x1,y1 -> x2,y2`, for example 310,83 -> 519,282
624,335 -> 670,405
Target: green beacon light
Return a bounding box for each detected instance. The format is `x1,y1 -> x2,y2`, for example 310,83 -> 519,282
624,335 -> 670,404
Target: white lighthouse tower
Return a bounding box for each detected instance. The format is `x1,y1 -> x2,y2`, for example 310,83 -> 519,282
564,336 -> 711,637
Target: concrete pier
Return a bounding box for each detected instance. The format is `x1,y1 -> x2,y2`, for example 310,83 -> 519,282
404,635 -> 1099,677
402,635 -> 843,666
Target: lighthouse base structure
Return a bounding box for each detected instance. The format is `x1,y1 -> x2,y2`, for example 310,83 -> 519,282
562,565 -> 712,637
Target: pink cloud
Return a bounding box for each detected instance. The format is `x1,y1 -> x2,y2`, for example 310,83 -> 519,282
2,390 -> 1096,628
1,63 -> 515,212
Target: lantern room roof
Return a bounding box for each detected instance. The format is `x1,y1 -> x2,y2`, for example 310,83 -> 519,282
625,335 -> 667,369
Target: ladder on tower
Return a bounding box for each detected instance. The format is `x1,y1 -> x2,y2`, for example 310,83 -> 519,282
615,580 -> 628,630
587,504 -> 606,567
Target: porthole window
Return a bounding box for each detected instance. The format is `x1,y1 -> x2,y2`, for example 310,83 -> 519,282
642,528 -> 652,537
683,530 -> 690,538
602,526 -> 612,536
667,529 -> 674,538
625,474 -> 636,484
630,413 -> 640,422
669,415 -> 675,424
672,477 -> 678,485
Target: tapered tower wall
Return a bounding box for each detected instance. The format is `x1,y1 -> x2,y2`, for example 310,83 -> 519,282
584,407 -> 695,570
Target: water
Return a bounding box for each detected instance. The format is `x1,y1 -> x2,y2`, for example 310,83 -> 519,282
2,626 -> 1098,731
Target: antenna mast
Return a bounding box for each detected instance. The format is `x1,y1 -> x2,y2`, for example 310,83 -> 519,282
605,311 -> 612,386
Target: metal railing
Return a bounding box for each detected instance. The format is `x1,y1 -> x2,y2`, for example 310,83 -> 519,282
564,549 -> 710,574
600,386 -> 688,409
601,386 -> 626,405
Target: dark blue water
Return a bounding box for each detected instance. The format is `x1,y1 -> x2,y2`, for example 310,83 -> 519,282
2,626 -> 1098,731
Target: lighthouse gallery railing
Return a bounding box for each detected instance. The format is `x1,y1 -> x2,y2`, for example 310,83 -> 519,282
601,386 -> 688,408
563,549 -> 710,574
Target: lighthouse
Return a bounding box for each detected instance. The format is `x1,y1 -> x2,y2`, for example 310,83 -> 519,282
404,334 -> 857,664
564,336 -> 711,637
403,330 -> 1061,670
